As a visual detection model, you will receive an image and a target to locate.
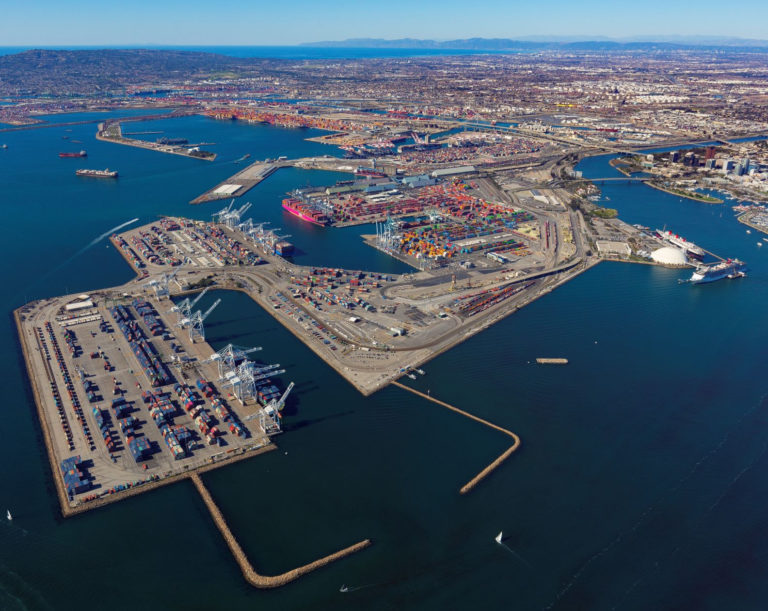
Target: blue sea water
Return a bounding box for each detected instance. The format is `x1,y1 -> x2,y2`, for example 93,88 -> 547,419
2,116 -> 768,610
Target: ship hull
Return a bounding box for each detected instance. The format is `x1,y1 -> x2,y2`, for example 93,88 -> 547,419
282,202 -> 326,226
688,262 -> 745,284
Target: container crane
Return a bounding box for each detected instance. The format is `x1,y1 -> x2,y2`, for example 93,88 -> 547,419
187,298 -> 221,343
270,381 -> 294,412
212,200 -> 234,224
144,270 -> 178,299
224,360 -> 284,403
203,343 -> 263,379
223,202 -> 252,229
170,287 -> 209,324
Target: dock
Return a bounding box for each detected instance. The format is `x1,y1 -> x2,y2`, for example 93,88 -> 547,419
189,155 -> 374,205
15,288 -> 372,589
190,161 -> 283,204
97,120 -> 216,161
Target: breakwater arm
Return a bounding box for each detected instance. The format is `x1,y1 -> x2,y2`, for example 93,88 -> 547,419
190,473 -> 371,588
391,382 -> 521,494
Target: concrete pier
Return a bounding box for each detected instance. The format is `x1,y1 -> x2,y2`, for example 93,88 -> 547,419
190,161 -> 282,204
97,120 -> 217,161
391,382 -> 521,494
190,473 -> 371,588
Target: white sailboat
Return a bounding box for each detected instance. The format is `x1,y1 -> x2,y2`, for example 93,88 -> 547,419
6,509 -> 11,521
495,531 -> 503,544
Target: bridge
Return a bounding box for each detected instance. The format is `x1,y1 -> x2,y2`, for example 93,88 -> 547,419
550,176 -> 649,187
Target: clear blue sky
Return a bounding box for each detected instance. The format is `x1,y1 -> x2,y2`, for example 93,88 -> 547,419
0,0 -> 764,45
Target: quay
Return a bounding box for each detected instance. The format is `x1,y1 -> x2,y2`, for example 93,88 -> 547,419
97,120 -> 216,161
190,161 -> 284,204
16,294 -> 372,589
391,381 -> 521,494
189,155 -> 374,205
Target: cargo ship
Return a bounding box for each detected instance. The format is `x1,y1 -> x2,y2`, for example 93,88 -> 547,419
683,259 -> 746,284
275,240 -> 294,256
282,197 -> 328,226
655,229 -> 705,260
76,168 -> 118,178
59,150 -> 87,158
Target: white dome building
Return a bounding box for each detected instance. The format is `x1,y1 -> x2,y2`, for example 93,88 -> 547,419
651,246 -> 687,266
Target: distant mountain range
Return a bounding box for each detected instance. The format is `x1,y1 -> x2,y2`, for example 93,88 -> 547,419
302,37 -> 768,50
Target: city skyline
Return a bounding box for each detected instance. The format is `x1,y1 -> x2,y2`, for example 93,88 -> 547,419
1,0 -> 765,46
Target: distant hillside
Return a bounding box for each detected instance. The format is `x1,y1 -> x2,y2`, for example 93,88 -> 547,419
301,37 -> 768,51
0,49 -> 253,95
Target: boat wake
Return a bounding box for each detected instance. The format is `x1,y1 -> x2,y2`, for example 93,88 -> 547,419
495,532 -> 532,568
87,218 -> 139,249
339,583 -> 375,593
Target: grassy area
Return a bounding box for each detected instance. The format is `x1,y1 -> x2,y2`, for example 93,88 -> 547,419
187,276 -> 216,290
647,182 -> 722,203
590,207 -> 618,219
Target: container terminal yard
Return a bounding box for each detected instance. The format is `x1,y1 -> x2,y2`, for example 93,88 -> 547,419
14,146 -> 741,592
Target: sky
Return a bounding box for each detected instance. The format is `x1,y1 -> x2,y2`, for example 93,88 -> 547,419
1,0 -> 766,45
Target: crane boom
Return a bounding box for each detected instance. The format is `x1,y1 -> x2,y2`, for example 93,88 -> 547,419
189,287 -> 210,310
200,298 -> 221,322
275,381 -> 294,411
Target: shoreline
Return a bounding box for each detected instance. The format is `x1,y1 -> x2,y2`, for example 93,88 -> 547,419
96,123 -> 217,162
644,180 -> 723,204
737,210 -> 768,236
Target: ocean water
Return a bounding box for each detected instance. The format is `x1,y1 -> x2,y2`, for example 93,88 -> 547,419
2,117 -> 768,610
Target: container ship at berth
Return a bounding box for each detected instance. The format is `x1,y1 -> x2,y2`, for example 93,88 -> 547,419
282,196 -> 329,227
76,168 -> 118,178
683,259 -> 746,284
59,150 -> 87,158
655,229 -> 705,260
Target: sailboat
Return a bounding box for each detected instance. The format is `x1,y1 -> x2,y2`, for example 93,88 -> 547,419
6,509 -> 11,521
495,531 -> 503,544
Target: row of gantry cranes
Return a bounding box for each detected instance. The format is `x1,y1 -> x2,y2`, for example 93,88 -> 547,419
139,283 -> 291,435
213,200 -> 293,257
173,292 -> 291,435
202,343 -> 293,435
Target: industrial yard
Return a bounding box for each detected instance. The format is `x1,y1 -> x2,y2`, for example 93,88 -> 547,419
15,155 -> 701,518
15,285 -> 289,514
